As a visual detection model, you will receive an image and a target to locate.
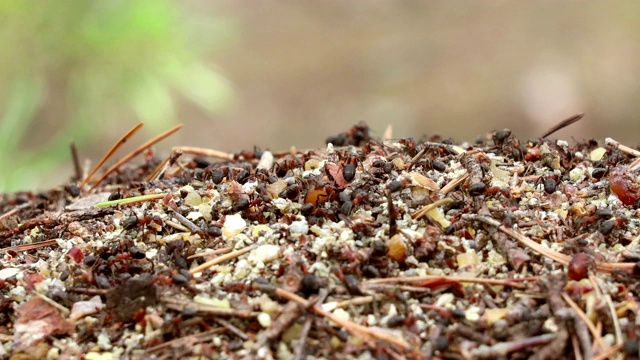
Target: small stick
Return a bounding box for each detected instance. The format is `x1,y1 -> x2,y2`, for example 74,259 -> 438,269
293,289 -> 329,360
146,149 -> 183,182
363,275 -> 531,288
172,146 -> 235,161
90,124 -> 183,190
605,138 -> 640,158
169,209 -> 205,235
591,344 -> 623,360
0,239 -> 58,253
386,189 -> 397,237
34,292 -> 70,315
0,203 -> 30,222
70,141 -> 82,181
464,214 -> 636,274
265,286 -> 410,351
249,301 -> 304,358
469,333 -> 556,358
541,113 -> 584,138
440,172 -> 469,195
160,296 -> 256,318
603,293 -> 623,348
412,197 -> 455,220
214,318 -> 249,341
561,293 -> 605,351
81,123 -> 144,187
322,294 -> 385,311
66,287 -> 109,295
164,220 -> 190,233
146,328 -> 225,354
190,244 -> 257,275
188,247 -> 233,260
571,334 -> 584,360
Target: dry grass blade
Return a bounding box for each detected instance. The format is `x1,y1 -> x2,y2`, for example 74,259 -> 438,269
81,122 -> 144,187
94,193 -> 167,207
172,146 -> 235,161
89,123 -> 183,190
189,244 -> 257,274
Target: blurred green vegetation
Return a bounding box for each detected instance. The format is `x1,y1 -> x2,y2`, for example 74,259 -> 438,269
0,0 -> 236,192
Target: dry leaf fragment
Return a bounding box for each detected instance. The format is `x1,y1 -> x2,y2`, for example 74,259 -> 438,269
13,297 -> 74,350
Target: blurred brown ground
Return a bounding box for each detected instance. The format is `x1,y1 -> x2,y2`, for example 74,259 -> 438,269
31,1 -> 640,187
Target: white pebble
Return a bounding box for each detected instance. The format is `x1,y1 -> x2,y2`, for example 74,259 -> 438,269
222,214 -> 246,239
257,312 -> 272,328
248,245 -> 281,265
289,219 -> 309,235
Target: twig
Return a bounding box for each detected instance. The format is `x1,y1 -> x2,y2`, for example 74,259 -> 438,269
591,344 -> 623,360
81,122 -> 144,187
187,247 -> 232,260
190,244 -> 257,275
160,296 -> 256,318
363,275 -> 531,288
386,189 -> 397,237
214,318 -> 249,341
172,146 -> 235,161
605,138 -> 640,157
146,149 -> 183,182
0,202 -> 30,222
260,284 -> 411,351
169,209 -> 204,235
90,123 -> 183,190
70,141 -> 82,181
412,197 -> 455,220
34,292 -> 70,315
146,328 -> 225,354
250,301 -> 304,358
322,294 -> 385,312
604,293 -> 623,348
561,293 -> 605,351
0,239 -> 58,253
464,214 -> 636,274
440,172 -> 468,195
571,333 -> 584,360
293,289 -> 329,360
541,113 -> 584,138
164,220 -> 190,233
468,333 -> 556,358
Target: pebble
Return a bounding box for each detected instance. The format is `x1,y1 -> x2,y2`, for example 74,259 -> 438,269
289,219 -> 309,235
222,213 -> 246,239
248,245 -> 281,265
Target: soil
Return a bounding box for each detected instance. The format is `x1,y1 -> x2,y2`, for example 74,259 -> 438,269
1,122 -> 639,359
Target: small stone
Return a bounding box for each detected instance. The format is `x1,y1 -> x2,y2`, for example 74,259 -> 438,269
222,213 -> 246,239
248,245 -> 281,265
289,219 -> 309,235
257,312 -> 272,328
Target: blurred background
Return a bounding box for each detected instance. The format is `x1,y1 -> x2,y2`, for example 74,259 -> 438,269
1,1 -> 640,191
